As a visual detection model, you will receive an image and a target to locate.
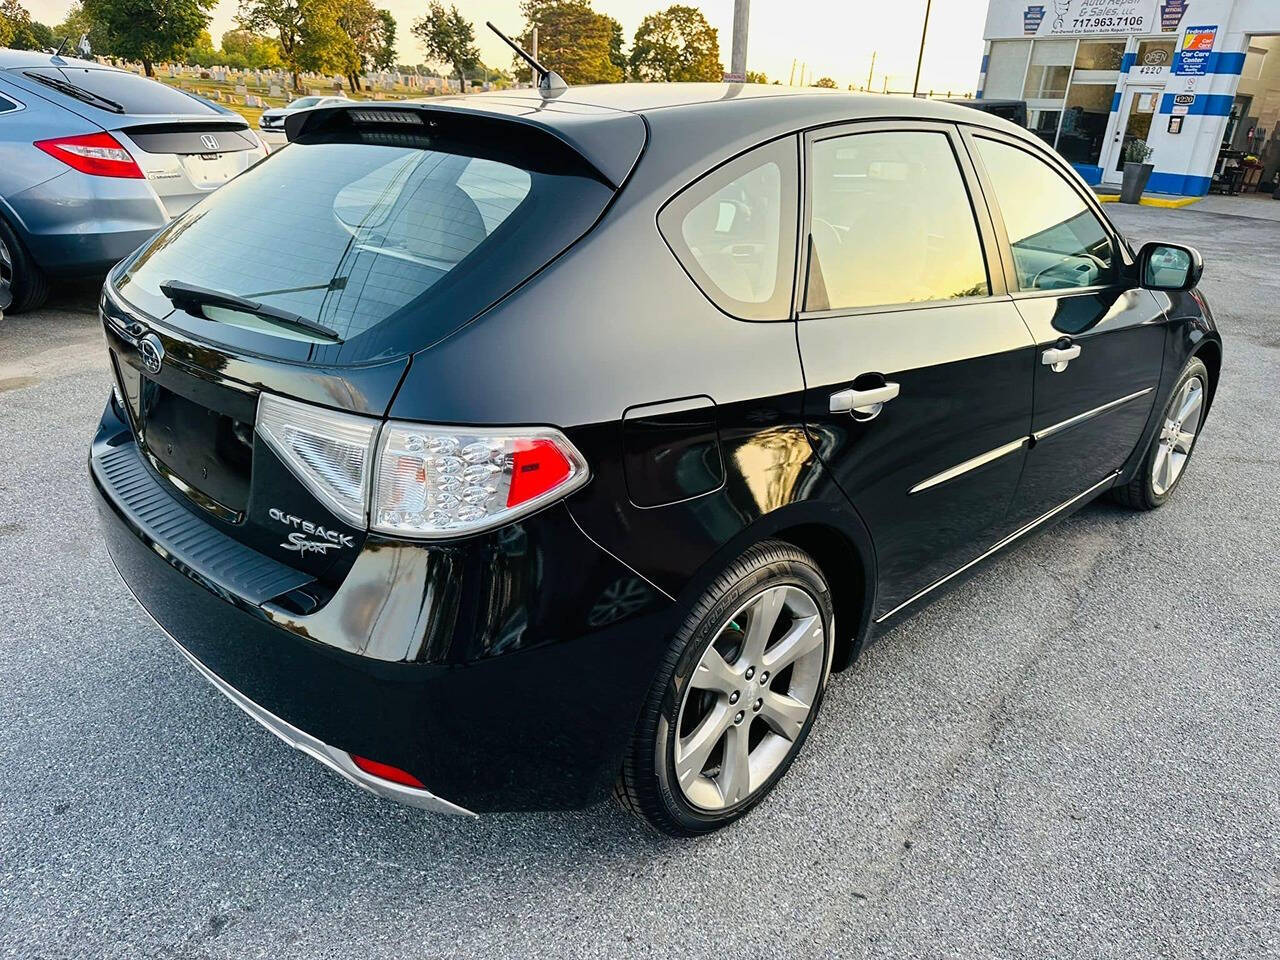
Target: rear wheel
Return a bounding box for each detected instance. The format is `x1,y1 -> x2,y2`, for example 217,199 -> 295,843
0,216 -> 49,314
1112,357 -> 1209,510
616,541 -> 833,836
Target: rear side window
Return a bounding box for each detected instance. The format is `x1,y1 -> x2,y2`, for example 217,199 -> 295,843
972,137 -> 1117,291
805,130 -> 990,312
24,67 -> 219,115
116,127 -> 613,364
0,94 -> 20,113
659,137 -> 798,321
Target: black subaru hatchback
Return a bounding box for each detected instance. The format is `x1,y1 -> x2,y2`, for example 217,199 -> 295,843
92,84 -> 1221,836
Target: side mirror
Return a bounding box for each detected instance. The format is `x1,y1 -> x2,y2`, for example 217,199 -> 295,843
1137,241 -> 1203,291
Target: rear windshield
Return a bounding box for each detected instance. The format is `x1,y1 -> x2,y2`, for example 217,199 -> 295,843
116,127 -> 613,364
24,67 -> 218,115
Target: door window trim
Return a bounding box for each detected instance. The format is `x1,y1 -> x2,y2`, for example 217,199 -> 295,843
958,125 -> 1135,302
794,119 -> 1011,322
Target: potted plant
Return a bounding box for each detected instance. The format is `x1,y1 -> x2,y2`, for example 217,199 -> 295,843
1120,138 -> 1155,204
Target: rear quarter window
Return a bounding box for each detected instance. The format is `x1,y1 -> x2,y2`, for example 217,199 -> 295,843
658,137 -> 799,321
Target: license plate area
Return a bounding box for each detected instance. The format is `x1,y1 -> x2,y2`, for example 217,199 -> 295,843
139,378 -> 254,519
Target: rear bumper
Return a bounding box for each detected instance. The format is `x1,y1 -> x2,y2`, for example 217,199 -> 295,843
114,560 -> 474,816
7,169 -> 167,274
91,398 -> 674,812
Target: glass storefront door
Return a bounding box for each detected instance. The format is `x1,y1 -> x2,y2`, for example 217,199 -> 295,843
1103,85 -> 1161,184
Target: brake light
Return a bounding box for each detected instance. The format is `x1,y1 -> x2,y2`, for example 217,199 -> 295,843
350,755 -> 426,789
34,132 -> 144,179
372,423 -> 588,539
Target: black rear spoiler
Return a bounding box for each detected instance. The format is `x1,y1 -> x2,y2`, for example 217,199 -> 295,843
285,100 -> 646,190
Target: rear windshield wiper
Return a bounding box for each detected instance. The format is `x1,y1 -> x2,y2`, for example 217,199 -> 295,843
159,280 -> 342,341
24,71 -> 124,114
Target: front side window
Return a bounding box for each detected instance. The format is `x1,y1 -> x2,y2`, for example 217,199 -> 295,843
973,137 -> 1117,292
805,130 -> 989,312
659,137 -> 797,320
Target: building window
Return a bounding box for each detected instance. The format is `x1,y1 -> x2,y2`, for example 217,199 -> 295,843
1074,40 -> 1125,72
985,39 -> 1031,99
1135,39 -> 1176,69
1057,84 -> 1115,168
1029,109 -> 1063,146
1023,39 -> 1075,100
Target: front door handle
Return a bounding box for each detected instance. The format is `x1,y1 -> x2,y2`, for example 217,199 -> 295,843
1042,343 -> 1081,373
830,381 -> 900,420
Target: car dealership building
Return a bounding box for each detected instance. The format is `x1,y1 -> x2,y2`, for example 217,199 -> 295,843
977,0 -> 1280,196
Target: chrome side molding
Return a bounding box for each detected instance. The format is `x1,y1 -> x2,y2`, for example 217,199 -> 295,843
876,471 -> 1121,624
909,437 -> 1028,495
1033,388 -> 1154,443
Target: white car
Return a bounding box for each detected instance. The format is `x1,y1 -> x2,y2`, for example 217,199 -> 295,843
258,95 -> 351,133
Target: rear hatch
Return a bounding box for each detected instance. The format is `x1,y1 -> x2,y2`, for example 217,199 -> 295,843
9,65 -> 264,217
103,102 -> 641,586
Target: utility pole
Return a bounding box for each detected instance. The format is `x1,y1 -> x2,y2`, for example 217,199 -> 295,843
866,50 -> 876,92
912,0 -> 933,97
730,0 -> 750,79
789,58 -> 796,87
530,26 -> 538,88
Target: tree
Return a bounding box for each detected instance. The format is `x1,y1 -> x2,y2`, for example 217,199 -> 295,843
238,0 -> 349,90
517,0 -> 621,85
82,0 -> 215,76
1,0 -> 52,50
605,14 -> 626,80
629,5 -> 721,83
336,0 -> 380,90
412,2 -> 479,91
745,70 -> 767,83
52,3 -> 111,56
372,10 -> 397,71
813,76 -> 837,88
221,27 -> 283,68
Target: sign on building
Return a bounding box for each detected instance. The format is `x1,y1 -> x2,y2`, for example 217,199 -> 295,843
1174,25 -> 1218,75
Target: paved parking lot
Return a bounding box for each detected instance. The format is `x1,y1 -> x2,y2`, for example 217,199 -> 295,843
1,204 -> 1277,959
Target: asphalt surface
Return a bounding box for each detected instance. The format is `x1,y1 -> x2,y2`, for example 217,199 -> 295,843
1,204 -> 1277,959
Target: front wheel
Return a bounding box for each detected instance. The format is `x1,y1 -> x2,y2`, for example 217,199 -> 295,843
1112,356 -> 1209,510
616,541 -> 833,836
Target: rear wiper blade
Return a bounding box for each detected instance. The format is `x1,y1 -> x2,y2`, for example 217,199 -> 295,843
159,280 -> 342,341
24,71 -> 124,114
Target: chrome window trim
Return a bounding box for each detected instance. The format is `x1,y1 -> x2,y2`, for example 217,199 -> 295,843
1033,387 -> 1154,443
875,470 -> 1120,623
107,557 -> 477,818
908,437 -> 1028,495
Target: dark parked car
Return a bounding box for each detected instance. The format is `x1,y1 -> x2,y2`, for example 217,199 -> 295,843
91,85 -> 1221,836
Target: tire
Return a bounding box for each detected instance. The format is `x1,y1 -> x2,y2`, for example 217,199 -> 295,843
1111,356 -> 1209,510
0,216 -> 50,314
616,540 -> 834,837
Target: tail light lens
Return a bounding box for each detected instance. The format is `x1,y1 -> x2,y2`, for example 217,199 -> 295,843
372,423 -> 588,539
255,394 -> 379,527
254,394 -> 588,538
34,132 -> 144,179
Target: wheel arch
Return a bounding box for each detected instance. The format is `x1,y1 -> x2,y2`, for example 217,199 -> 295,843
675,500 -> 878,675
1192,336 -> 1221,413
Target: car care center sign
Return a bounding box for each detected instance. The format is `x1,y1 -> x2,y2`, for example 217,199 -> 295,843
1175,25 -> 1219,75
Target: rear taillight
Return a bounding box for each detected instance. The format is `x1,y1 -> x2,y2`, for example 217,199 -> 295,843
253,394 -> 589,538
34,132 -> 144,179
371,423 -> 588,539
255,394 -> 379,527
350,755 -> 426,788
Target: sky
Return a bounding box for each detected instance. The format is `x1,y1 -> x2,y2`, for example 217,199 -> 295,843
24,0 -> 990,95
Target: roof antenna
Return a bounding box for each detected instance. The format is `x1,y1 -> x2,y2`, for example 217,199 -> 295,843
486,21 -> 567,95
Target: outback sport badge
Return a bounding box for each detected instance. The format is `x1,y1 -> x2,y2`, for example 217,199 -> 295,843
268,507 -> 354,555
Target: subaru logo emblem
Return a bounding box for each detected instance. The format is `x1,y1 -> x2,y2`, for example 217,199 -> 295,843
200,134 -> 219,151
138,334 -> 165,375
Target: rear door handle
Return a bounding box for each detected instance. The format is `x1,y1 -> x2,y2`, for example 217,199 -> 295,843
1042,343 -> 1081,372
830,381 -> 900,419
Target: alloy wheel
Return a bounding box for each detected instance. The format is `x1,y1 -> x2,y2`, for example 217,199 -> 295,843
1152,375 -> 1205,497
0,234 -> 12,312
673,584 -> 826,811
